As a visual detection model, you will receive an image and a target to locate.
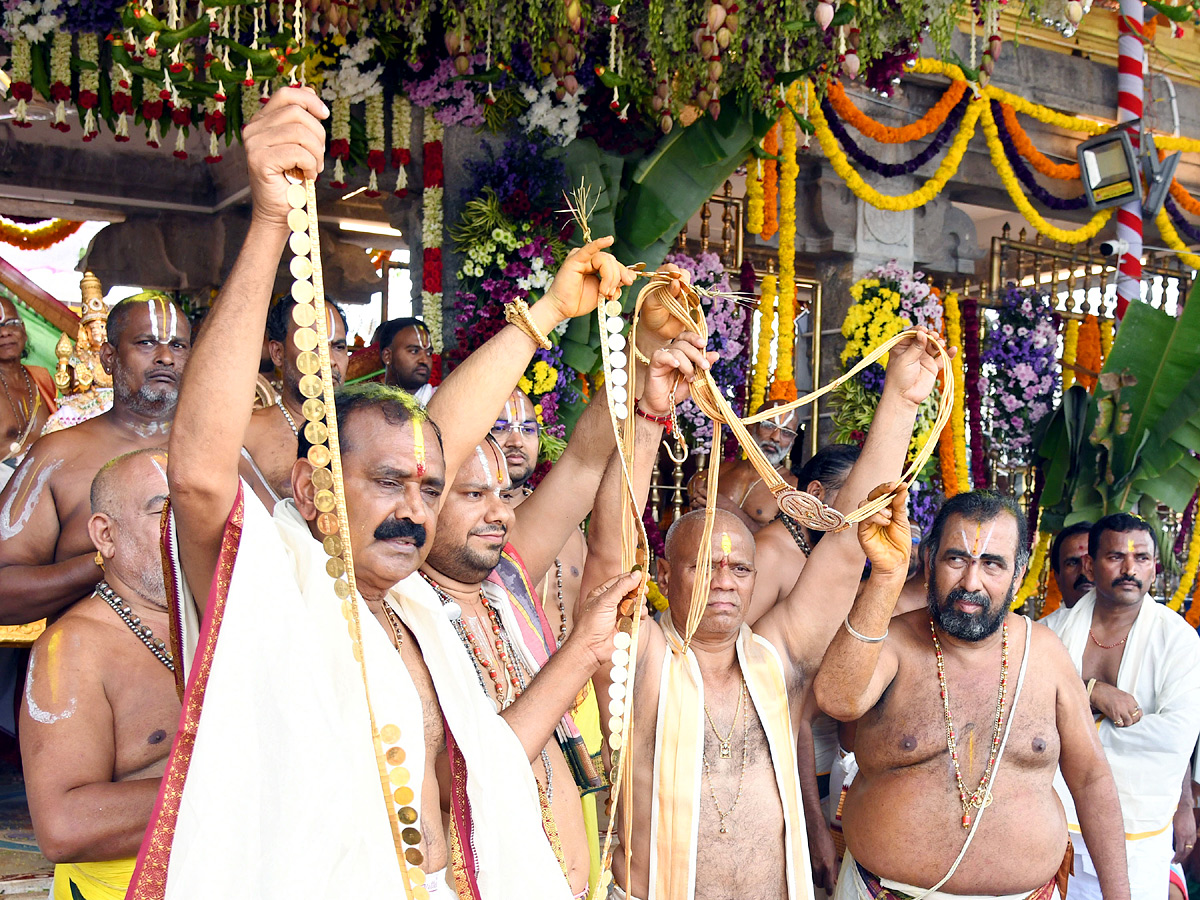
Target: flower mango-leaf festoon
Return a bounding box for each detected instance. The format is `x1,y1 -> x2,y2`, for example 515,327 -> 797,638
809,58 -> 1200,268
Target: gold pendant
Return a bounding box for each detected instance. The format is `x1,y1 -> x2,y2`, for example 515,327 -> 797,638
719,824 -> 728,834
719,741 -> 732,759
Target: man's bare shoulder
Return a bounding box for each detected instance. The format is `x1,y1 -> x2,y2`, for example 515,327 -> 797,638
31,597 -> 119,668
887,606 -> 936,651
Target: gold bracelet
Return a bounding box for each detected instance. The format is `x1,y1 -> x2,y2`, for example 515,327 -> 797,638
1086,677 -> 1097,699
504,298 -> 552,350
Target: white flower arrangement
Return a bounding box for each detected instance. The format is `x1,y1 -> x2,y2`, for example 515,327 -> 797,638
391,95 -> 412,196
3,1 -> 63,45
320,37 -> 382,105
421,187 -> 444,247
518,76 -> 585,145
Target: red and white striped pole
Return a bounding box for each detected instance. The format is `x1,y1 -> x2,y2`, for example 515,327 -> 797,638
1115,0 -> 1144,319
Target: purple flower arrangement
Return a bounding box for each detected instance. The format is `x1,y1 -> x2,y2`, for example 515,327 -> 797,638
979,284 -> 1059,467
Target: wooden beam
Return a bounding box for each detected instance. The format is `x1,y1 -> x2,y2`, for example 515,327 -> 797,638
0,257 -> 79,335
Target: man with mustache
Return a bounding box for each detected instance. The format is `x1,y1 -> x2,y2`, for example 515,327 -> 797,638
239,295 -> 350,508
1039,521 -> 1094,628
688,399 -> 801,532
0,292 -> 190,626
138,87 -> 641,899
378,316 -> 435,405
1047,513 -> 1200,899
816,490 -> 1130,900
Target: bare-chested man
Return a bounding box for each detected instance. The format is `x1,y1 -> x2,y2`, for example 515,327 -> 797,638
815,490 -> 1130,899
21,448 -> 177,900
0,293 -> 189,623
377,316 -> 435,405
688,399 -> 800,533
0,295 -> 55,467
583,329 -> 944,900
239,296 -> 348,508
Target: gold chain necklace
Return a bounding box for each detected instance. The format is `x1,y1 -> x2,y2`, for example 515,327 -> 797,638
702,676 -> 745,759
931,617 -> 1009,828
700,676 -> 750,834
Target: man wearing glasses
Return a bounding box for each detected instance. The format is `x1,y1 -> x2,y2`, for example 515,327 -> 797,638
688,399 -> 802,532
0,295 -> 56,469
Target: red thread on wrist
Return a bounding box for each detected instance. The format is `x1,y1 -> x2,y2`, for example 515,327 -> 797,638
634,399 -> 673,433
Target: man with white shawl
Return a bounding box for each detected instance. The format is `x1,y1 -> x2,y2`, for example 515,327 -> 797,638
583,328 -> 948,900
1049,512 -> 1200,900
128,87 -> 640,900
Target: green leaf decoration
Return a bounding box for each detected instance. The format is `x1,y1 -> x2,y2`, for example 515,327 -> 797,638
831,4 -> 859,27
1144,0 -> 1195,23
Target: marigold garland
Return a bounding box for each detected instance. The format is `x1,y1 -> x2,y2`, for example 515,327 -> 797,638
750,274 -> 778,413
762,124 -> 780,240
1099,318 -> 1114,367
944,290 -> 970,491
1061,318 -> 1079,390
937,365 -> 959,497
826,76 -> 967,144
771,87 -> 799,402
1039,569 -> 1063,618
1169,179 -> 1200,218
1170,518 -> 1200,611
808,84 -> 982,212
978,102 -> 1113,245
1156,207 -> 1200,270
0,218 -> 83,251
963,295 -> 988,488
746,153 -> 764,235
999,103 -> 1080,180
1075,315 -> 1101,391
1015,529 -> 1051,610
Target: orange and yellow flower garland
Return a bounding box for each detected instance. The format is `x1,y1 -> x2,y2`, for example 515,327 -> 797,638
770,87 -> 800,403
749,274 -> 778,413
0,218 -> 83,251
761,123 -> 780,241
826,77 -> 967,144
1170,520 -> 1200,611
1038,569 -> 1063,619
943,290 -> 970,492
1015,528 -> 1052,610
1061,318 -> 1080,390
1075,315 -> 1101,392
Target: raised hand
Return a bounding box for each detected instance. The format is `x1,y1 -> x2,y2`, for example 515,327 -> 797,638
569,570 -> 646,670
856,483 -> 911,578
543,237 -> 639,321
639,331 -> 716,417
883,326 -> 953,408
638,265 -> 694,342
242,87 -> 329,230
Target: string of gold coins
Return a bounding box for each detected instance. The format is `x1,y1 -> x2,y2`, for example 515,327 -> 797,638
284,2 -> 426,896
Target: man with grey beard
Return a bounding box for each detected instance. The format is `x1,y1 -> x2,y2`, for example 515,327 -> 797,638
0,293 -> 190,626
815,490 -> 1130,900
688,399 -> 801,532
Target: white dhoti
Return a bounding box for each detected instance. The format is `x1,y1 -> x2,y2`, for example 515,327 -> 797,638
832,852 -> 1055,900
1066,828 -> 1173,900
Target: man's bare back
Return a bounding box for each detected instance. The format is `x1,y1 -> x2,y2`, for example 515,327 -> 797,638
747,518 -> 807,624
845,611 -> 1071,893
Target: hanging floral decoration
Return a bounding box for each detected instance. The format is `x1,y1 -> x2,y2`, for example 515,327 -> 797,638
826,76 -> 967,143
831,264 -> 941,463
421,109 -> 445,379
1098,318 -> 1114,366
770,86 -> 799,403
745,153 -> 764,236
748,273 -> 777,414
665,250 -> 746,443
943,290 -> 970,493
962,295 -> 988,488
1015,528 -> 1052,609
1038,569 -> 1063,618
1074,315 -> 1101,391
760,123 -> 779,241
364,93 -> 385,197
0,218 -> 83,251
77,33 -> 101,141
391,95 -> 412,197
1061,318 -> 1080,390
979,285 -> 1059,469
1171,507 -> 1200,612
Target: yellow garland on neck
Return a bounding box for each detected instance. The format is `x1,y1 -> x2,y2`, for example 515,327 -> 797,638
746,152 -> 765,235
750,274 -> 778,412
808,82 -> 982,211
978,102 -> 1112,244
1062,319 -> 1080,390
1015,529 -> 1051,609
1169,519 -> 1200,611
1155,207 -> 1200,270
774,85 -> 800,394
944,291 -> 970,491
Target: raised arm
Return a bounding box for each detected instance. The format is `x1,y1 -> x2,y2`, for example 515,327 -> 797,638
757,328 -> 946,678
812,485 -> 909,720
166,88 -> 328,605
20,624 -> 161,862
428,241 -> 637,485
1055,637 -> 1131,900
0,443 -> 101,622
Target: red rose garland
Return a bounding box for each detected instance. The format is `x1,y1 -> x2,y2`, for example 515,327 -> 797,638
422,110 -> 445,384
963,295 -> 989,488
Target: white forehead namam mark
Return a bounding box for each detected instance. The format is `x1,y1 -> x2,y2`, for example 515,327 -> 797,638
959,520 -> 997,560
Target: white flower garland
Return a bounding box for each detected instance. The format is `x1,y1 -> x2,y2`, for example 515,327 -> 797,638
49,31 -> 70,132
422,109 -> 444,354
9,37 -> 32,127
330,96 -> 351,187
365,92 -> 384,196
391,95 -> 412,197
78,33 -> 99,139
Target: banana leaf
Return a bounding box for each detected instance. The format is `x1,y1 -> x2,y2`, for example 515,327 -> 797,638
1100,287 -> 1200,479
1036,385 -> 1094,530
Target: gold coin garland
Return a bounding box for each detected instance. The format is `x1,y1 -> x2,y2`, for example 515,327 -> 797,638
287,180 -> 428,899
